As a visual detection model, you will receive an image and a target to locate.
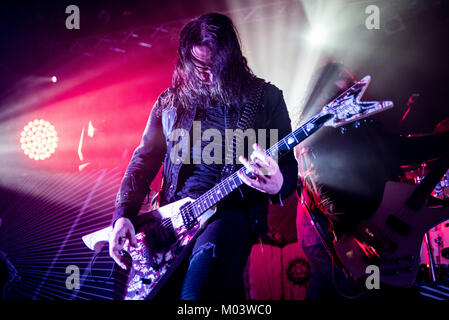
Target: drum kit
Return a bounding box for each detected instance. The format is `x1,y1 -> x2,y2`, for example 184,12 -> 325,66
401,118 -> 449,282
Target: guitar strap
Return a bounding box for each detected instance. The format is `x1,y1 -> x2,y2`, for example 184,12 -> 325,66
220,77 -> 266,180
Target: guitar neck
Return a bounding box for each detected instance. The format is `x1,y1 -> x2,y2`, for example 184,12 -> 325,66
190,113 -> 333,218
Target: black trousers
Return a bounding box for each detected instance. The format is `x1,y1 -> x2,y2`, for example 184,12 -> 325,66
180,208 -> 254,300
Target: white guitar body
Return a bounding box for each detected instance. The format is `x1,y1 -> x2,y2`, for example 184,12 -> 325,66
82,197 -> 216,299
82,198 -> 215,251
334,181 -> 449,287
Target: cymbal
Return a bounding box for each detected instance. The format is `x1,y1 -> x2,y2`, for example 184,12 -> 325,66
404,132 -> 436,138
401,158 -> 441,170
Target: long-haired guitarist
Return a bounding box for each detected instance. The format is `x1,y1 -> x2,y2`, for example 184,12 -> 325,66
108,13 -> 298,299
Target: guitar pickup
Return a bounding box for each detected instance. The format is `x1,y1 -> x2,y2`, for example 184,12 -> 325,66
386,214 -> 410,236
180,202 -> 197,230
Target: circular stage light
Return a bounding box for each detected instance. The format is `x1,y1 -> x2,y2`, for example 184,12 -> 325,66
20,119 -> 58,160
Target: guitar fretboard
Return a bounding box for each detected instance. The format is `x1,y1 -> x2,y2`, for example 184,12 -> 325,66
188,113 -> 333,218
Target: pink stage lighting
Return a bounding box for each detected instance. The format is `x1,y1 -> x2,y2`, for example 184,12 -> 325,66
20,119 -> 58,160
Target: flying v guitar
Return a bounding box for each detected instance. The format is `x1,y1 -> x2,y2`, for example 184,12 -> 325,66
334,158 -> 449,287
82,75 -> 393,299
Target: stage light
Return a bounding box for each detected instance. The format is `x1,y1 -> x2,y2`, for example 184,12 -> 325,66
20,119 -> 58,161
306,27 -> 327,47
51,76 -> 57,83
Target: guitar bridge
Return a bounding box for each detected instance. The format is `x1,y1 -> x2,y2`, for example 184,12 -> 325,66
180,202 -> 197,230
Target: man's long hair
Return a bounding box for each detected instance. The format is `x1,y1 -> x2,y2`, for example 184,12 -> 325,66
164,13 -> 254,109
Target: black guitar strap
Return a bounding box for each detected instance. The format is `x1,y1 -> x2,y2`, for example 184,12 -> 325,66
220,77 -> 266,180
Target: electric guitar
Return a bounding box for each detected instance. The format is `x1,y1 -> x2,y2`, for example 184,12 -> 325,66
82,75 -> 393,299
334,167 -> 449,287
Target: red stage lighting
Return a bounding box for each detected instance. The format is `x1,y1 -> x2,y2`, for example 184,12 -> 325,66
20,119 -> 58,160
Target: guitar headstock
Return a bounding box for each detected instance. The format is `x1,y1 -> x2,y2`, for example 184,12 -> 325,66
320,75 -> 394,128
